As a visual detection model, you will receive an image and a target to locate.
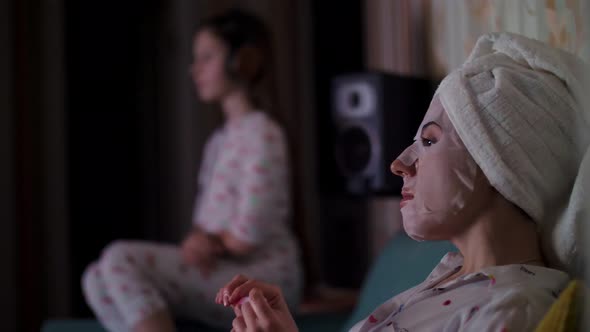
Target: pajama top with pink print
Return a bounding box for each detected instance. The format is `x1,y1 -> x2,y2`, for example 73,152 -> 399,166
350,252 -> 568,332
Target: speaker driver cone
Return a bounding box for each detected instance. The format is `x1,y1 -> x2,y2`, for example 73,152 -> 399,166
335,126 -> 372,175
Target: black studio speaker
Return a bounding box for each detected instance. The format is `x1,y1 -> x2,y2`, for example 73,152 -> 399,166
331,71 -> 433,195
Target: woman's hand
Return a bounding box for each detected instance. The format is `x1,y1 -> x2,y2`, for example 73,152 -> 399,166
216,275 -> 299,332
180,229 -> 224,277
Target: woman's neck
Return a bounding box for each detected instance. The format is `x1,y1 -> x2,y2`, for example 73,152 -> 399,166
221,90 -> 253,124
451,194 -> 545,276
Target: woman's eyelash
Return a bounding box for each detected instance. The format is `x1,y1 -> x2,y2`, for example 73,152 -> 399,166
421,137 -> 437,147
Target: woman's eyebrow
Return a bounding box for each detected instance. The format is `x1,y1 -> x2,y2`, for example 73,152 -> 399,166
421,121 -> 440,133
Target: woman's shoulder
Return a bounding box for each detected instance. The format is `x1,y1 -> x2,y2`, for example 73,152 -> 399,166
482,264 -> 569,290
478,265 -> 569,315
450,266 -> 569,331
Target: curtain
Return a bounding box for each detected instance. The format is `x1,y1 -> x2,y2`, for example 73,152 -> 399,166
365,0 -> 430,77
429,0 -> 590,77
9,0 -> 69,331
365,0 -> 590,79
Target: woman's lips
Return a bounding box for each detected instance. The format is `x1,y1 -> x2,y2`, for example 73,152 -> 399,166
400,192 -> 414,208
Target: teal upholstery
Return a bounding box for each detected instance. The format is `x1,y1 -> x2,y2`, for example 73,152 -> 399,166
42,314 -> 350,332
42,320 -> 105,332
42,232 -> 454,332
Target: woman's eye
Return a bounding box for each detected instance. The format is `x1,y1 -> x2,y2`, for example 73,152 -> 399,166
421,137 -> 436,147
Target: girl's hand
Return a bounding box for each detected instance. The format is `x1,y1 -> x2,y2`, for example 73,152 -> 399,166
180,229 -> 224,277
219,230 -> 255,256
216,275 -> 299,332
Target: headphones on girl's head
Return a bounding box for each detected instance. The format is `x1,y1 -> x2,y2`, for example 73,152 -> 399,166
225,43 -> 265,85
205,8 -> 267,86
199,8 -> 269,88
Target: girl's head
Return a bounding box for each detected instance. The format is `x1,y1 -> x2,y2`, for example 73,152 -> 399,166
190,9 -> 272,106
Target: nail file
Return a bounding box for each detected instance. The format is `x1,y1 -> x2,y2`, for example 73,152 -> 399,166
235,296 -> 251,306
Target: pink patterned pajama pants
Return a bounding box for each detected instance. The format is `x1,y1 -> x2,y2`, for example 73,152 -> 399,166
82,240 -> 301,332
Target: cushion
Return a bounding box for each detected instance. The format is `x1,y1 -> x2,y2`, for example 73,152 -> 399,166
535,280 -> 583,332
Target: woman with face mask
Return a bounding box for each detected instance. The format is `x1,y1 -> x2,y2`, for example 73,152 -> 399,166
215,33 -> 590,332
81,9 -> 302,332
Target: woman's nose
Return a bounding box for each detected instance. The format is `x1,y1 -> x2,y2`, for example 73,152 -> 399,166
391,159 -> 416,178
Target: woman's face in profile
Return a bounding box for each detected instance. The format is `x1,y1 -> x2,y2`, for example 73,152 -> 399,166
390,96 -> 490,241
191,29 -> 235,103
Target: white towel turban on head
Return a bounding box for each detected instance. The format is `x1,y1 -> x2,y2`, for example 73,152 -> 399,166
437,32 -> 590,275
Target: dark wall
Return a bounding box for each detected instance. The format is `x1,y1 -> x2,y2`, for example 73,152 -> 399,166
0,0 -> 16,329
311,0 -> 370,288
65,0 -> 161,315
312,0 -> 365,195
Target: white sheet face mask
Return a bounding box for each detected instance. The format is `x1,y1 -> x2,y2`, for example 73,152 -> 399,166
394,96 -> 486,241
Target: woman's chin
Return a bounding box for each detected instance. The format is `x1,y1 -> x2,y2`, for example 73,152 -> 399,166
405,231 -> 427,242
401,219 -> 445,242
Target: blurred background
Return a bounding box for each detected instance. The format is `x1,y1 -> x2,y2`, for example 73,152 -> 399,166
2,0 -> 589,331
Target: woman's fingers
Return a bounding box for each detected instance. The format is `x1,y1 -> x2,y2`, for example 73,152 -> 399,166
228,279 -> 282,307
241,301 -> 258,329
218,275 -> 283,311
232,315 -> 247,332
233,303 -> 242,317
215,288 -> 223,304
225,274 -> 250,292
219,279 -> 297,332
217,274 -> 249,306
249,288 -> 274,324
228,279 -> 258,304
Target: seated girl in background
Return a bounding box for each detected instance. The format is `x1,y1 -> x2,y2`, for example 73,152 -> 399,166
216,33 -> 590,331
82,9 -> 302,332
